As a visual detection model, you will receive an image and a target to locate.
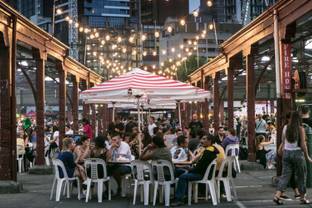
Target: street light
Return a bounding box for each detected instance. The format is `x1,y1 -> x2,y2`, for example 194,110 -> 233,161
51,0 -> 62,35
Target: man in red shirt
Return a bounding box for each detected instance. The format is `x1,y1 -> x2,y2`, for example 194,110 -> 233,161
82,118 -> 93,140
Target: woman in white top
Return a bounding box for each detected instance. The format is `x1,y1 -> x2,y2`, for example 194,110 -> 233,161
274,111 -> 312,205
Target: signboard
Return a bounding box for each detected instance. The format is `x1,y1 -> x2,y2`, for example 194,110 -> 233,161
281,43 -> 292,99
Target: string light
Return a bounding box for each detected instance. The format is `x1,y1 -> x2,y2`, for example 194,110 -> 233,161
154,31 -> 160,38
180,19 -> 186,26
167,26 -> 173,33
207,0 -> 213,7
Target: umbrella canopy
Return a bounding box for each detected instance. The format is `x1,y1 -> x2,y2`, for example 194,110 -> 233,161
80,68 -> 199,100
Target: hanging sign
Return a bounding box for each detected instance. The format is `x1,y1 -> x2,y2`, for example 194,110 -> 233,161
281,43 -> 292,99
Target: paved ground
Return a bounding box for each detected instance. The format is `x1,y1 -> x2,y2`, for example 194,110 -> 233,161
1,169 -> 312,208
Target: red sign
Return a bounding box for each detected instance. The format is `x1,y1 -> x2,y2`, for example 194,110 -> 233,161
281,43 -> 292,99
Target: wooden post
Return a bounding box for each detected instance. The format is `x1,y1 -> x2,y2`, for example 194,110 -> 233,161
33,48 -> 46,166
213,73 -> 220,133
57,62 -> 66,149
72,76 -> 79,134
0,21 -> 17,180
227,66 -> 234,129
244,48 -> 256,162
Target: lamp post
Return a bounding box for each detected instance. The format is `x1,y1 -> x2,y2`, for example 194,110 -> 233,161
51,0 -> 62,36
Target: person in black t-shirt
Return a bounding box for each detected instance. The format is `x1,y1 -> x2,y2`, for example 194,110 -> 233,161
188,114 -> 203,138
172,134 -> 218,206
301,106 -> 312,128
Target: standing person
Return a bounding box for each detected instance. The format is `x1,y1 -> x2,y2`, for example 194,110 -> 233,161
236,117 -> 242,139
301,106 -> 312,127
82,118 -> 93,140
125,117 -> 137,133
274,111 -> 312,205
147,116 -> 157,137
188,114 -> 203,139
255,114 -> 268,137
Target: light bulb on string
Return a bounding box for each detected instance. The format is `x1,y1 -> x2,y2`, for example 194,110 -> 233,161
154,31 -> 160,38
180,19 -> 186,26
209,23 -> 214,30
207,0 -> 213,7
167,26 -> 173,33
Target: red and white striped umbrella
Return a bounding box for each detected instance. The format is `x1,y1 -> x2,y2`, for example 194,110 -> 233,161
80,68 -> 199,100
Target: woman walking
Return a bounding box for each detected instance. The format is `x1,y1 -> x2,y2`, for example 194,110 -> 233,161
274,111 -> 312,205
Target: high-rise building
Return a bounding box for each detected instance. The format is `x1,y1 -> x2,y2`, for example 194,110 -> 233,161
78,0 -> 133,29
198,0 -> 276,25
141,0 -> 189,25
140,0 -> 189,71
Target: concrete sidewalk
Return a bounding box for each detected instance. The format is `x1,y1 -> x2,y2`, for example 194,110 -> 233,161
1,168 -> 312,208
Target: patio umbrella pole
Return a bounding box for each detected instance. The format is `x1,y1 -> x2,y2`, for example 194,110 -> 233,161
177,100 -> 182,129
112,102 -> 116,122
136,95 -> 142,155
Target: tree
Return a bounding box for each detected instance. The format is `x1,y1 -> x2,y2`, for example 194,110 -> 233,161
176,55 -> 207,82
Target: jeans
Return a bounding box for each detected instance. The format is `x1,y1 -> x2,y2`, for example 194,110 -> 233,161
277,150 -> 306,194
175,172 -> 202,201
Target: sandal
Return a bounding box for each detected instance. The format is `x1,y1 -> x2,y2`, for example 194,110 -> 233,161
300,198 -> 310,204
294,194 -> 301,199
273,196 -> 284,205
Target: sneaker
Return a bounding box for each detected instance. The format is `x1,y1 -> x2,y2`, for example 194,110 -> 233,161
280,195 -> 292,201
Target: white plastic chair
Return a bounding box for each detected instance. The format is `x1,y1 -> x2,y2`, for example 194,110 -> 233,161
84,158 -> 111,203
188,159 -> 218,206
131,160 -> 154,206
17,154 -> 24,173
152,160 -> 177,207
225,144 -> 240,173
50,159 -> 81,201
216,156 -> 237,202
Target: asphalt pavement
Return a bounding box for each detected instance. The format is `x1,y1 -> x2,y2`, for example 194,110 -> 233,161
1,168 -> 312,208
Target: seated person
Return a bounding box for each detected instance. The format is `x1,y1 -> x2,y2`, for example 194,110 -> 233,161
107,132 -> 132,194
90,135 -> 108,161
172,134 -> 218,206
74,135 -> 91,165
140,133 -> 172,163
171,135 -> 194,163
222,128 -> 239,155
256,135 -> 267,168
256,134 -> 276,169
17,131 -> 26,157
164,128 -> 177,149
57,137 -> 86,183
140,133 -> 177,178
89,135 -> 108,178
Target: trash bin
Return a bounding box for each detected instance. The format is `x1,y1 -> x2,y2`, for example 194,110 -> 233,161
304,123 -> 312,187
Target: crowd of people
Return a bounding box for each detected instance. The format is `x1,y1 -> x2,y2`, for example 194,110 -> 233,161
15,105 -> 312,206
17,113 -> 238,205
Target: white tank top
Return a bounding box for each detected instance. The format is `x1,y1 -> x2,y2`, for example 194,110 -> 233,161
283,125 -> 301,151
